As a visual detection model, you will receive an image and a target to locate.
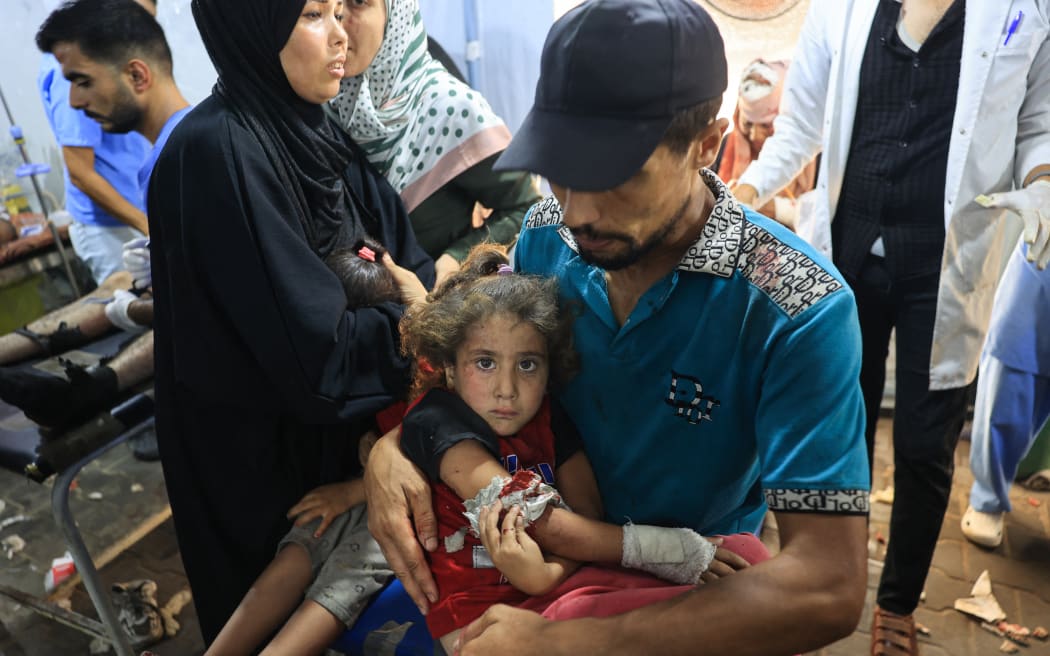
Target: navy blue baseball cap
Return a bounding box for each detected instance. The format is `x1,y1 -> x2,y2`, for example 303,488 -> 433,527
495,0 -> 728,191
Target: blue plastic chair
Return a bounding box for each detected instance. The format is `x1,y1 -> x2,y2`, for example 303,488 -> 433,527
331,579 -> 437,655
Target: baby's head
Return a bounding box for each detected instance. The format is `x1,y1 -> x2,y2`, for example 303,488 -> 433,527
325,237 -> 401,307
400,245 -> 577,436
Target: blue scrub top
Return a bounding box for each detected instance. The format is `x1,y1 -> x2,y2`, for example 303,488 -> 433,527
140,106 -> 193,209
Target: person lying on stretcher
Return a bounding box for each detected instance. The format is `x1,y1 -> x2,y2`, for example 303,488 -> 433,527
0,239 -> 153,437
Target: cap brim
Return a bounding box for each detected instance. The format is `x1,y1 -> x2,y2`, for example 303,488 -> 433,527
494,107 -> 670,191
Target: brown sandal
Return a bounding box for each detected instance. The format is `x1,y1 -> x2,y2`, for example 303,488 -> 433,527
871,605 -> 919,655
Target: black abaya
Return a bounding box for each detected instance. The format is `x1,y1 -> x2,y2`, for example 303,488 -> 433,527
147,94 -> 434,642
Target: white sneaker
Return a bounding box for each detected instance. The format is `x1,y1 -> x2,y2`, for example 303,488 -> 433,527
961,505 -> 1004,548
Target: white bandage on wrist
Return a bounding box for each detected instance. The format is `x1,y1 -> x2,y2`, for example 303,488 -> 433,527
104,289 -> 146,333
621,523 -> 717,585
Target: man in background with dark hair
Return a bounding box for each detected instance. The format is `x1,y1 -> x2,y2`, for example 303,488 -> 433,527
0,0 -> 191,445
364,1 -> 871,654
36,0 -> 160,284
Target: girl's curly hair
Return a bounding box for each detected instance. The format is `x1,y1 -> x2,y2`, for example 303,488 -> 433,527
399,244 -> 578,397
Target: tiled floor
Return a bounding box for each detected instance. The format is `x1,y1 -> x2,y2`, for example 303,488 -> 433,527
803,420 -> 1050,656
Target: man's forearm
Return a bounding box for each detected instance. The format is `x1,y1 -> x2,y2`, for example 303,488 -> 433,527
69,169 -> 149,233
540,514 -> 867,656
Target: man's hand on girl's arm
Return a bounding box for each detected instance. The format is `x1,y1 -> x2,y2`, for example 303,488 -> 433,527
287,479 -> 365,537
364,426 -> 439,612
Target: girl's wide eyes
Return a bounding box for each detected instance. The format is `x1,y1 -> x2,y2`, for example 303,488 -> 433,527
519,359 -> 538,372
475,358 -> 495,370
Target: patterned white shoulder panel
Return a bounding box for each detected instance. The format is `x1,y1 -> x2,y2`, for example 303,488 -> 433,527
737,222 -> 844,319
524,196 -> 563,229
523,195 -> 578,252
683,170 -> 844,320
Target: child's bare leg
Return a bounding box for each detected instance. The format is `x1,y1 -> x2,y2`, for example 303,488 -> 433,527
260,599 -> 345,656
0,271 -> 132,365
205,545 -> 314,656
439,630 -> 461,655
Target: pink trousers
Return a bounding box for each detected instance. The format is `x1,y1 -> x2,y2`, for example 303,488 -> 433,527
520,533 -> 770,620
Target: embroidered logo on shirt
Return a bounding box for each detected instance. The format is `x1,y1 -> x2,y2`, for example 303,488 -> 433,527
666,370 -> 720,424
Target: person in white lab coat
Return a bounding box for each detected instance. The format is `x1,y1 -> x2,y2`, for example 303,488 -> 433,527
734,1 -> 1050,654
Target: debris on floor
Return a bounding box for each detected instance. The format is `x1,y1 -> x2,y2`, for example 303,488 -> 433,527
871,486 -> 895,504
1021,469 -> 1050,491
954,570 -> 1006,623
130,483 -> 144,493
0,514 -> 28,530
979,622 -> 1031,648
915,621 -> 931,636
997,622 -> 1032,645
87,491 -> 103,501
160,587 -> 193,636
1033,626 -> 1048,640
1,534 -> 25,559
44,552 -> 76,593
998,639 -> 1019,653
1027,496 -> 1041,508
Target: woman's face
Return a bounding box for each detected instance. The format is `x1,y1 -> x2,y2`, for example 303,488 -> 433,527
342,0 -> 387,78
279,0 -> 348,104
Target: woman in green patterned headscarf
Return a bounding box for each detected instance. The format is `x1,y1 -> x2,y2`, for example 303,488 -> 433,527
330,0 -> 539,286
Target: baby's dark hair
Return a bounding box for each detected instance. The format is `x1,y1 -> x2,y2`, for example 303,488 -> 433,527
400,244 -> 578,397
325,236 -> 401,308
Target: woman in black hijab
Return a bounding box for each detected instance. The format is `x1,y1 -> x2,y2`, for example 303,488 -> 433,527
146,0 -> 434,642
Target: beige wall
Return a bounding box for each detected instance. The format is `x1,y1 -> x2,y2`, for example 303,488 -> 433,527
552,0 -> 812,119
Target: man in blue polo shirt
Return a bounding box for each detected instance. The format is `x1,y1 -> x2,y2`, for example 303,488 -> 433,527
364,2 -> 869,655
37,0 -> 159,284
512,181 -> 868,536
